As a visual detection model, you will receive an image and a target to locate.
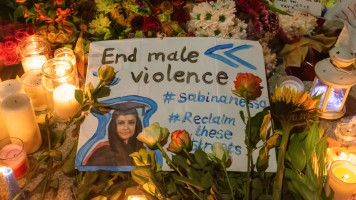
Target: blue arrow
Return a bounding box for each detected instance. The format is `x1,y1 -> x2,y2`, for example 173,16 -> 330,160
224,44 -> 256,70
204,43 -> 239,68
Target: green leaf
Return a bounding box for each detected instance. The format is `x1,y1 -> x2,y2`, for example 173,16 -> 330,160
194,148 -> 208,168
186,167 -> 200,181
61,141 -> 78,176
167,180 -> 177,194
172,154 -> 188,169
131,166 -> 154,185
175,176 -> 205,191
94,86 -> 111,99
266,134 -> 279,149
239,111 -> 245,124
246,111 -> 265,148
200,173 -> 213,189
104,29 -> 113,40
47,9 -> 56,19
256,147 -> 269,172
287,135 -> 306,172
83,171 -> 99,186
13,5 -> 23,22
303,123 -> 320,162
75,89 -> 84,105
252,178 -> 263,199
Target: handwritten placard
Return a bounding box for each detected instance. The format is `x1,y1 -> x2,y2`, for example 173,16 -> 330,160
76,38 -> 276,172
275,0 -> 322,16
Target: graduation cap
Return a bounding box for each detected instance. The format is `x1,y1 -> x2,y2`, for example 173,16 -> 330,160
108,101 -> 148,116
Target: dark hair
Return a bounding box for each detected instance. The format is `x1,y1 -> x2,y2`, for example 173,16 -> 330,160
107,108 -> 143,165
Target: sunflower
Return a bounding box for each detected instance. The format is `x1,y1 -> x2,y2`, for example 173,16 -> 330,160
271,86 -> 321,200
270,86 -> 320,127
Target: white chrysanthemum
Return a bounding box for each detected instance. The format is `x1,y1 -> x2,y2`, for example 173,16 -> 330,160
187,0 -> 247,39
279,12 -> 318,40
260,41 -> 277,75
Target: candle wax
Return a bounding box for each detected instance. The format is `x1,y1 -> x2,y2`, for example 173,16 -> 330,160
22,55 -> 47,72
22,70 -> 47,111
0,79 -> 24,101
0,144 -> 28,178
53,84 -> 80,121
333,167 -> 356,183
1,94 -> 42,153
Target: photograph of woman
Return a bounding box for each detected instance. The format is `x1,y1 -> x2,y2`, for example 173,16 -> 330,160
85,102 -> 145,166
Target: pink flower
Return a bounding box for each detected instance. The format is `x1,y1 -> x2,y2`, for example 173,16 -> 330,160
3,52 -> 18,65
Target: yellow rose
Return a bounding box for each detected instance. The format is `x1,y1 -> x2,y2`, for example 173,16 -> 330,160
97,65 -> 116,85
137,122 -> 169,149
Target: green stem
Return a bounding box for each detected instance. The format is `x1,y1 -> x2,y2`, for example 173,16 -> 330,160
272,120 -> 292,200
93,80 -> 104,95
222,162 -> 235,200
45,115 -> 52,151
156,143 -> 203,200
244,94 -> 252,200
183,148 -> 194,163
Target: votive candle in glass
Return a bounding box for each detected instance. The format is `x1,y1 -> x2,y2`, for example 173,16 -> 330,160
277,76 -> 304,92
326,160 -> 356,200
21,70 -> 47,112
53,84 -> 80,121
42,58 -> 78,121
0,138 -> 29,179
54,47 -> 76,68
20,35 -> 51,72
1,94 -> 42,153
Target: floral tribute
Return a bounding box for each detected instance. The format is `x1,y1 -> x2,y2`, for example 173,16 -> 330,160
0,0 -> 342,199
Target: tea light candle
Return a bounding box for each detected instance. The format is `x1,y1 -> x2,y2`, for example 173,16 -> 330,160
53,84 -> 80,121
1,94 -> 42,153
128,195 -> 147,200
326,160 -> 356,200
0,167 -> 25,200
0,140 -> 29,178
277,76 -> 304,92
22,55 -> 47,72
21,70 -> 47,112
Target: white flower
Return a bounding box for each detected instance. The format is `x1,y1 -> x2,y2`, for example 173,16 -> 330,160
210,142 -> 230,164
137,122 -> 169,149
187,0 -> 247,39
279,12 -> 318,40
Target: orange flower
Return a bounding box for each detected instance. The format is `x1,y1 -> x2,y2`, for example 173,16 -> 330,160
160,1 -> 174,14
232,73 -> 263,100
167,130 -> 192,153
172,0 -> 185,7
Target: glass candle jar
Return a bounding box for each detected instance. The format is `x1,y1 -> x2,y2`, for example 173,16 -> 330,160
42,58 -> 79,122
19,35 -> 51,73
21,70 -> 47,112
54,47 -> 76,68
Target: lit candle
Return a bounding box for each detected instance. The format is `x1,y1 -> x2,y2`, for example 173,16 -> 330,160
277,76 -> 304,92
1,94 -> 42,153
21,55 -> 47,72
53,84 -> 80,121
0,138 -> 29,178
326,160 -> 356,200
54,47 -> 76,67
0,167 -> 25,200
21,70 -> 47,112
128,195 -> 147,200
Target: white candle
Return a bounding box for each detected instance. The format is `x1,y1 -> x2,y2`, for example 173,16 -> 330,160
0,80 -> 24,101
53,84 -> 80,121
326,160 -> 356,200
1,94 -> 42,153
0,79 -> 25,142
21,70 -> 47,112
21,55 -> 47,72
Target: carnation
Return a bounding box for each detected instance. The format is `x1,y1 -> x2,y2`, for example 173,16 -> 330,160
279,12 -> 318,41
187,0 -> 247,39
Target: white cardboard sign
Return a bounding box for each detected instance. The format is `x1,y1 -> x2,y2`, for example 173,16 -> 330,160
76,37 -> 276,172
275,0 -> 322,16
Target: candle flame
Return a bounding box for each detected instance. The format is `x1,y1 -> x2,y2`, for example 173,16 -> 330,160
342,174 -> 349,182
340,152 -> 348,159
